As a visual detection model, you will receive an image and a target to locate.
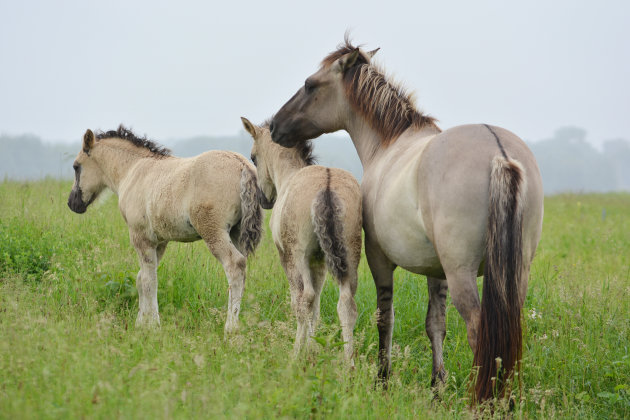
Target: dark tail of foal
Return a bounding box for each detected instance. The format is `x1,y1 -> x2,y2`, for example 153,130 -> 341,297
473,155 -> 525,403
311,169 -> 348,280
238,168 -> 263,257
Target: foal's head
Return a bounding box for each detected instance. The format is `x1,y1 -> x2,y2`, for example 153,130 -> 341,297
270,38 -> 378,148
67,129 -> 107,213
242,117 -> 315,209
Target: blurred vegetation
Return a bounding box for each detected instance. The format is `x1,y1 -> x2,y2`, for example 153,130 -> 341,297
0,180 -> 628,418
2,126 -> 629,194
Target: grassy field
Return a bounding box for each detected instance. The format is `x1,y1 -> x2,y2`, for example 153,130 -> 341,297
0,180 -> 628,418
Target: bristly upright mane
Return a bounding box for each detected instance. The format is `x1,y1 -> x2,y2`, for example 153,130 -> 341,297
95,124 -> 171,157
323,37 -> 440,146
262,119 -> 316,166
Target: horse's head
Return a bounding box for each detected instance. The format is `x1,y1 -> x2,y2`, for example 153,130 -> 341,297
241,117 -> 278,210
67,129 -> 106,214
270,39 -> 378,148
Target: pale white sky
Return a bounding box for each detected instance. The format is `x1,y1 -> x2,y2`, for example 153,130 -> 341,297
1,0 -> 628,147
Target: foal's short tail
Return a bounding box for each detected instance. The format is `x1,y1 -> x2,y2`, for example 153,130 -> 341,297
473,155 -> 526,403
311,170 -> 348,280
238,167 -> 263,257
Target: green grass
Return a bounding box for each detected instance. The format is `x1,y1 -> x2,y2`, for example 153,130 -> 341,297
0,180 -> 628,418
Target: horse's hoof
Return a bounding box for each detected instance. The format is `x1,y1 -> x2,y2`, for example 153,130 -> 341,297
223,323 -> 239,337
135,313 -> 160,329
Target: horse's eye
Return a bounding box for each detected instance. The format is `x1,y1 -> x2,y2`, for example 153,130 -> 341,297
305,79 -> 316,94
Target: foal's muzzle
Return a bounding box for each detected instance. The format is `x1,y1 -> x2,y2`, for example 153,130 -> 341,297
67,188 -> 91,214
258,189 -> 276,210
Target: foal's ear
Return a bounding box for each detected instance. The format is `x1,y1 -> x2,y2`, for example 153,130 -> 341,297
241,117 -> 259,139
83,129 -> 95,153
338,49 -> 361,72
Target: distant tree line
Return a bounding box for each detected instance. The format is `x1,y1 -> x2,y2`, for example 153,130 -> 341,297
1,127 -> 628,194
528,127 -> 630,194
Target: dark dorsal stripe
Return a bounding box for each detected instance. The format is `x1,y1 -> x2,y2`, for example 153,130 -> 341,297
484,124 -> 508,159
326,167 -> 331,191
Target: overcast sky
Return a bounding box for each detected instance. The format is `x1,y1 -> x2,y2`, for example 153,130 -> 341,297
1,0 -> 628,148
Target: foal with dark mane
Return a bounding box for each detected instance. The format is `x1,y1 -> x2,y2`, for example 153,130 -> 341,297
68,125 -> 262,332
270,38 -> 544,403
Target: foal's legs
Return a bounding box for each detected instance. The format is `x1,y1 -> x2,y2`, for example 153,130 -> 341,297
292,256 -> 316,357
209,232 -> 247,335
309,260 -> 327,339
366,238 -> 396,381
426,277 -> 448,386
336,270 -> 358,363
156,242 -> 168,264
191,207 -> 247,335
132,234 -> 160,327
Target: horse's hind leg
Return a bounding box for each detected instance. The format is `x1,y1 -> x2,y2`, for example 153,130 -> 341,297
131,233 -> 160,328
211,233 -> 246,335
444,268 -> 481,352
293,256 -> 317,357
192,208 -> 247,335
336,270 -> 358,363
309,260 -> 326,338
426,277 -> 448,386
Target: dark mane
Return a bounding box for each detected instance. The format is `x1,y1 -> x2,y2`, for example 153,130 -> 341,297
321,34 -> 370,68
95,124 -> 171,157
324,37 -> 440,145
262,119 -> 316,166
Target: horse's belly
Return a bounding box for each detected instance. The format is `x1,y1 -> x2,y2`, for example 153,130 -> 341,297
151,211 -> 201,243
368,158 -> 443,276
373,208 -> 442,276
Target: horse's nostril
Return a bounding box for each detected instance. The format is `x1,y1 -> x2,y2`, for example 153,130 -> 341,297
269,121 -> 275,133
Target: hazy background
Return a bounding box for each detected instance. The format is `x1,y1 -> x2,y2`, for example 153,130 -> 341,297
1,0 -> 629,193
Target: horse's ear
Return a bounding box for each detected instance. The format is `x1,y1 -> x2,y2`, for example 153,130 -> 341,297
367,47 -> 380,59
338,49 -> 361,72
83,129 -> 94,153
241,117 -> 258,139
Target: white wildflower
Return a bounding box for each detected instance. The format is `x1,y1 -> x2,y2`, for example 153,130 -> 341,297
528,308 -> 542,320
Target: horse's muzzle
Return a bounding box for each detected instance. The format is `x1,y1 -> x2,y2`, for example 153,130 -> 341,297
270,128 -> 295,148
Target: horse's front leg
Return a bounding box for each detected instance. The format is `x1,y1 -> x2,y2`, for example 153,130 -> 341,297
132,233 -> 160,328
365,236 -> 396,383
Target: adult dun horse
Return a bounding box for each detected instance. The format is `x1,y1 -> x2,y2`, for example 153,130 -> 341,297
68,125 -> 262,333
241,117 -> 362,361
270,39 -> 544,402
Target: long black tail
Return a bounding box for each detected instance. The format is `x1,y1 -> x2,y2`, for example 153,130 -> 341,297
311,169 -> 348,279
238,167 -> 263,256
473,154 -> 526,403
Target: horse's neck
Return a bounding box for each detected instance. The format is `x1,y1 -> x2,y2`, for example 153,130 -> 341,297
270,157 -> 304,196
346,117 -> 381,167
92,142 -> 149,194
345,115 -> 439,169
